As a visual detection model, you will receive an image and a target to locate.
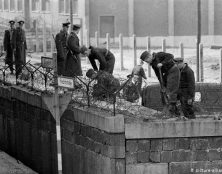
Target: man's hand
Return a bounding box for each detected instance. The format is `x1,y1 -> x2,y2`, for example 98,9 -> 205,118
157,63 -> 163,68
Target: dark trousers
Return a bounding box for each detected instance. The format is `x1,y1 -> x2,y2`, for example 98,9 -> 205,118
179,96 -> 195,118
57,61 -> 65,76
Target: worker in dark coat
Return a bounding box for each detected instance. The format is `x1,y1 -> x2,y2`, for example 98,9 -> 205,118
55,22 -> 70,75
14,20 -> 27,76
174,57 -> 196,119
64,24 -> 82,77
140,51 -> 180,117
81,45 -> 115,74
3,20 -> 16,74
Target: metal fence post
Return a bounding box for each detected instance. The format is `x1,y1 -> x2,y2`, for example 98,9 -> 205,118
133,34 -> 137,66
162,39 -> 166,52
106,33 -> 110,51
119,33 -> 124,70
179,42 -> 184,58
95,31 -> 99,47
220,49 -> 222,83
199,43 -> 203,82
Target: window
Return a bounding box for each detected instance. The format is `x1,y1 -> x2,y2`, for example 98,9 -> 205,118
59,0 -> 78,14
32,0 -> 39,11
59,0 -> 64,13
42,0 -> 50,11
10,0 -> 15,11
17,0 -> 23,11
4,0 -> 9,10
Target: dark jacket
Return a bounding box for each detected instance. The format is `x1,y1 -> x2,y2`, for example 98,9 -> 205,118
55,30 -> 68,62
14,27 -> 27,64
178,63 -> 195,99
64,32 -> 82,76
3,28 -> 16,64
151,52 -> 175,80
88,46 -> 115,74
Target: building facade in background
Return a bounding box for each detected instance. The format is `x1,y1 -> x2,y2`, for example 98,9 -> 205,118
0,0 -> 222,47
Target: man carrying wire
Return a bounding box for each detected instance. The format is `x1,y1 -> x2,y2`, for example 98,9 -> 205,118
140,51 -> 180,117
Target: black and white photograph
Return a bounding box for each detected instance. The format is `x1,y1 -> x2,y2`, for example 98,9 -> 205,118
0,0 -> 222,174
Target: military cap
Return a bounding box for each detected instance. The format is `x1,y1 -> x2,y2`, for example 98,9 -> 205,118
62,22 -> 70,27
73,24 -> 81,30
174,57 -> 184,63
140,51 -> 150,61
9,20 -> 15,24
18,20 -> 25,24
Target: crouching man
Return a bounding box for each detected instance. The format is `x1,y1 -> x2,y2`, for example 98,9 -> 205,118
86,69 -> 120,100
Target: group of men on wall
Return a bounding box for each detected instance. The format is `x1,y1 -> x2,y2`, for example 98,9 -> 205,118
3,19 -> 195,120
3,20 -> 26,77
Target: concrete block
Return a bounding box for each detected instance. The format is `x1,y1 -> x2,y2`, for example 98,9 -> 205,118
61,119 -> 74,132
194,150 -> 208,161
175,138 -> 190,150
126,152 -> 137,164
137,151 -> 150,163
191,138 -> 209,150
108,134 -> 125,146
138,140 -> 150,152
125,120 -> 222,139
161,151 -> 172,163
72,106 -> 124,133
126,140 -> 138,153
149,151 -> 160,163
208,149 -> 222,161
62,129 -> 74,144
126,163 -> 168,174
101,144 -> 125,158
169,161 -> 222,174
163,139 -> 175,151
115,159 -> 125,174
209,137 -> 222,149
172,150 -> 193,162
151,139 -> 162,151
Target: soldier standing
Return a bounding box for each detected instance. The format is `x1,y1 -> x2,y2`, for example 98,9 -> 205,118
64,24 -> 82,77
55,22 -> 70,75
3,20 -> 16,74
81,46 -> 115,74
14,20 -> 27,76
140,51 -> 180,117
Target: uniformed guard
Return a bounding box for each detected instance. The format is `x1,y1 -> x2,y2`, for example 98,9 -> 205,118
64,24 -> 82,77
14,20 -> 27,76
3,20 -> 16,74
55,22 -> 70,75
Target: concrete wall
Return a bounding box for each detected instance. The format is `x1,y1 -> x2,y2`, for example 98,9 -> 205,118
88,0 -> 128,37
1,84 -> 222,174
142,83 -> 222,112
134,0 -> 168,36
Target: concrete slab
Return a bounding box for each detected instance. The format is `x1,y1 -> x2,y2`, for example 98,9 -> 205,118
125,120 -> 222,139
126,163 -> 168,174
0,151 -> 37,174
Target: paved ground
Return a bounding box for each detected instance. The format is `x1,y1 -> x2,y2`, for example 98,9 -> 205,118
0,151 -> 37,174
